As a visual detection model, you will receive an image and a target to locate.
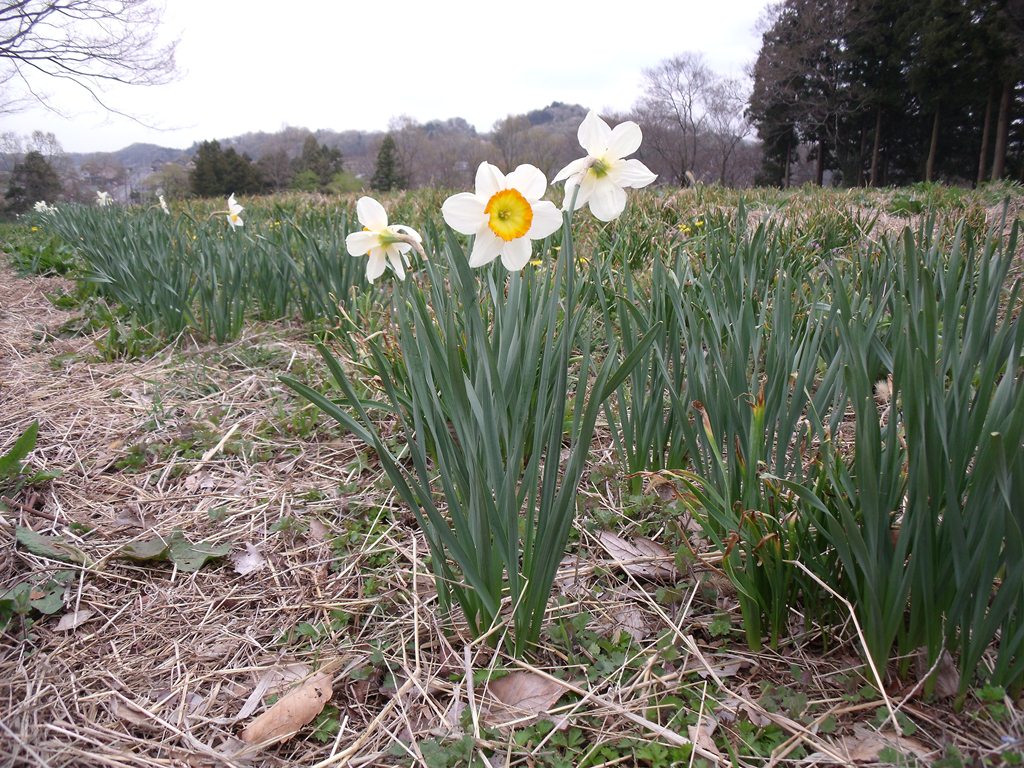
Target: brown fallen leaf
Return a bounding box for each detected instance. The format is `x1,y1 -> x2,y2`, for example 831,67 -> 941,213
237,664 -> 312,720
108,698 -> 163,732
240,671 -> 333,746
482,671 -> 565,729
915,647 -> 959,699
307,518 -> 329,542
54,609 -> 94,631
230,543 -> 267,576
596,592 -> 648,642
688,717 -> 721,759
553,554 -> 585,591
114,501 -> 156,530
596,531 -> 678,582
802,723 -> 935,764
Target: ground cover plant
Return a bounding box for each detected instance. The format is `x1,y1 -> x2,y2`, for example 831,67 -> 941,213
1,172 -> 1024,766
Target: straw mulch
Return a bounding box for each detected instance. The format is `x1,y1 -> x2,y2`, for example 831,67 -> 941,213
0,262 -> 1017,767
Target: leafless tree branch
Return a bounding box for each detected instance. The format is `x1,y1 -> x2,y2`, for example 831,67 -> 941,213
0,0 -> 177,113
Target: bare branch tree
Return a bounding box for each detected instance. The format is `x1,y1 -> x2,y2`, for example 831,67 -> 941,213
634,52 -> 716,184
706,77 -> 753,185
0,0 -> 177,114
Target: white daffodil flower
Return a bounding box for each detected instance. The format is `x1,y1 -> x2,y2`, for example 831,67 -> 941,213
345,196 -> 423,282
553,111 -> 657,222
441,162 -> 562,271
96,190 -> 112,207
34,200 -> 54,213
159,194 -> 170,215
226,193 -> 244,229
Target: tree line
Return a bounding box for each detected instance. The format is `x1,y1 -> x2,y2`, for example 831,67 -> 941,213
749,0 -> 1024,186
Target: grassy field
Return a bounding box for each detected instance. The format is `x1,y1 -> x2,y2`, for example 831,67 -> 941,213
1,182 -> 1024,767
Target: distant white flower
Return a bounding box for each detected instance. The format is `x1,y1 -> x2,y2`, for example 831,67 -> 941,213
441,162 -> 562,271
345,196 -> 422,282
226,193 -> 243,229
158,194 -> 170,215
553,111 -> 657,222
33,200 -> 55,214
96,190 -> 112,207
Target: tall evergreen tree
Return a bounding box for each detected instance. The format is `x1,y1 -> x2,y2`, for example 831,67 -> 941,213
190,140 -> 263,197
294,136 -> 343,190
750,0 -> 856,185
907,0 -> 979,181
843,0 -> 913,185
749,0 -> 1024,185
5,150 -> 61,212
370,134 -> 405,192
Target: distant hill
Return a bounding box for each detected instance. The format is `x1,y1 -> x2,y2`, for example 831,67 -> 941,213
68,142 -> 188,172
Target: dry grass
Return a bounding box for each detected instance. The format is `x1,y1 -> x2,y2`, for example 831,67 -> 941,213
1,261 -> 1021,767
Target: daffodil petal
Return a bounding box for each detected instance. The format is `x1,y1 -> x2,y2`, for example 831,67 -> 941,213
357,196 -> 388,230
442,193 -> 485,234
553,156 -> 590,183
393,224 -> 422,242
386,247 -> 406,280
500,236 -> 532,271
575,174 -> 598,208
506,164 -> 547,201
366,250 -> 387,282
475,162 -> 505,199
607,121 -> 643,159
588,181 -> 628,222
562,175 -> 595,212
346,230 -> 378,256
468,228 -> 503,267
527,200 -> 562,240
610,158 -> 657,189
578,110 -> 611,156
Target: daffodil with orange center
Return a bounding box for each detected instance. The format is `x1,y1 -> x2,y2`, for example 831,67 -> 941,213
441,162 -> 562,270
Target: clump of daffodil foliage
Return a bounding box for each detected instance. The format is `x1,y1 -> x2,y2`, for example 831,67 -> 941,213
285,111 -> 658,656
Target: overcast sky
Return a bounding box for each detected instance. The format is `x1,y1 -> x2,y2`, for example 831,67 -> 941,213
4,0 -> 769,154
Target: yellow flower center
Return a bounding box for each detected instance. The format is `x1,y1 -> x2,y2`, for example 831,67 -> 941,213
484,188 -> 533,241
590,157 -> 610,179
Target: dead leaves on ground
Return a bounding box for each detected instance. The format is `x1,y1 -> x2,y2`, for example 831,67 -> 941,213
240,671 -> 334,746
481,671 -> 566,729
229,542 -> 266,576
804,723 -> 936,764
54,608 -> 94,631
596,531 -> 678,582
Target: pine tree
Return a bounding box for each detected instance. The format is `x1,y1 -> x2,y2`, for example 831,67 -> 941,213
190,141 -> 228,197
190,140 -> 263,197
294,136 -> 343,190
370,135 -> 405,192
5,150 -> 61,212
